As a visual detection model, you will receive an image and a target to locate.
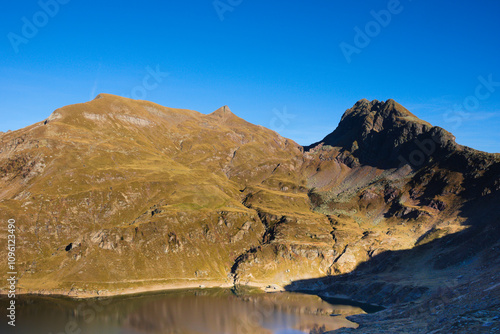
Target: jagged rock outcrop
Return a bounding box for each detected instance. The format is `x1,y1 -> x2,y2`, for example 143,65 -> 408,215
305,99 -> 457,169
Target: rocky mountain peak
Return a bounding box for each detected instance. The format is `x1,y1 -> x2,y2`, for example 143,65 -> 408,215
307,99 -> 457,168
207,105 -> 250,127
208,105 -> 235,121
340,99 -> 428,129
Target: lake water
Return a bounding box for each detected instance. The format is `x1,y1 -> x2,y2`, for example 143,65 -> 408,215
1,288 -> 376,334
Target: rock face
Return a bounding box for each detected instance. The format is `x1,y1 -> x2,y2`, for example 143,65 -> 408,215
306,99 -> 458,168
0,95 -> 499,321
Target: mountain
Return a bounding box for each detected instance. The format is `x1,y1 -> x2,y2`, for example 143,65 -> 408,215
305,99 -> 457,168
1,95 -> 499,331
0,93 -> 317,294
296,99 -> 500,332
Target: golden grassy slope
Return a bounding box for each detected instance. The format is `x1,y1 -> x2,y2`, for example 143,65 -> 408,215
0,94 -> 324,294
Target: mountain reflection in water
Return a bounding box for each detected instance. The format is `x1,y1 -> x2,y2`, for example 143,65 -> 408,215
3,288 -> 366,334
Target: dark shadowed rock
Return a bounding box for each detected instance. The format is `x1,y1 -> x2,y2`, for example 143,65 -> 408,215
306,99 -> 457,169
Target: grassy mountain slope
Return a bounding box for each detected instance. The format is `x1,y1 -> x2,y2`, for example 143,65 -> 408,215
0,94 -> 324,294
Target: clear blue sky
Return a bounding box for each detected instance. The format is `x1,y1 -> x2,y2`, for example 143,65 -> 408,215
1,0 -> 499,152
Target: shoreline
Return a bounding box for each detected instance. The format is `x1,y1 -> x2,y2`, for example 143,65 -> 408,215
0,281 -> 287,299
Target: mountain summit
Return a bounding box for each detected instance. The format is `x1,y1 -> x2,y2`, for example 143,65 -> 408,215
307,99 -> 457,168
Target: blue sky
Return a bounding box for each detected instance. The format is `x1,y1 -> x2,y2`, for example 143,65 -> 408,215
1,0 -> 499,152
